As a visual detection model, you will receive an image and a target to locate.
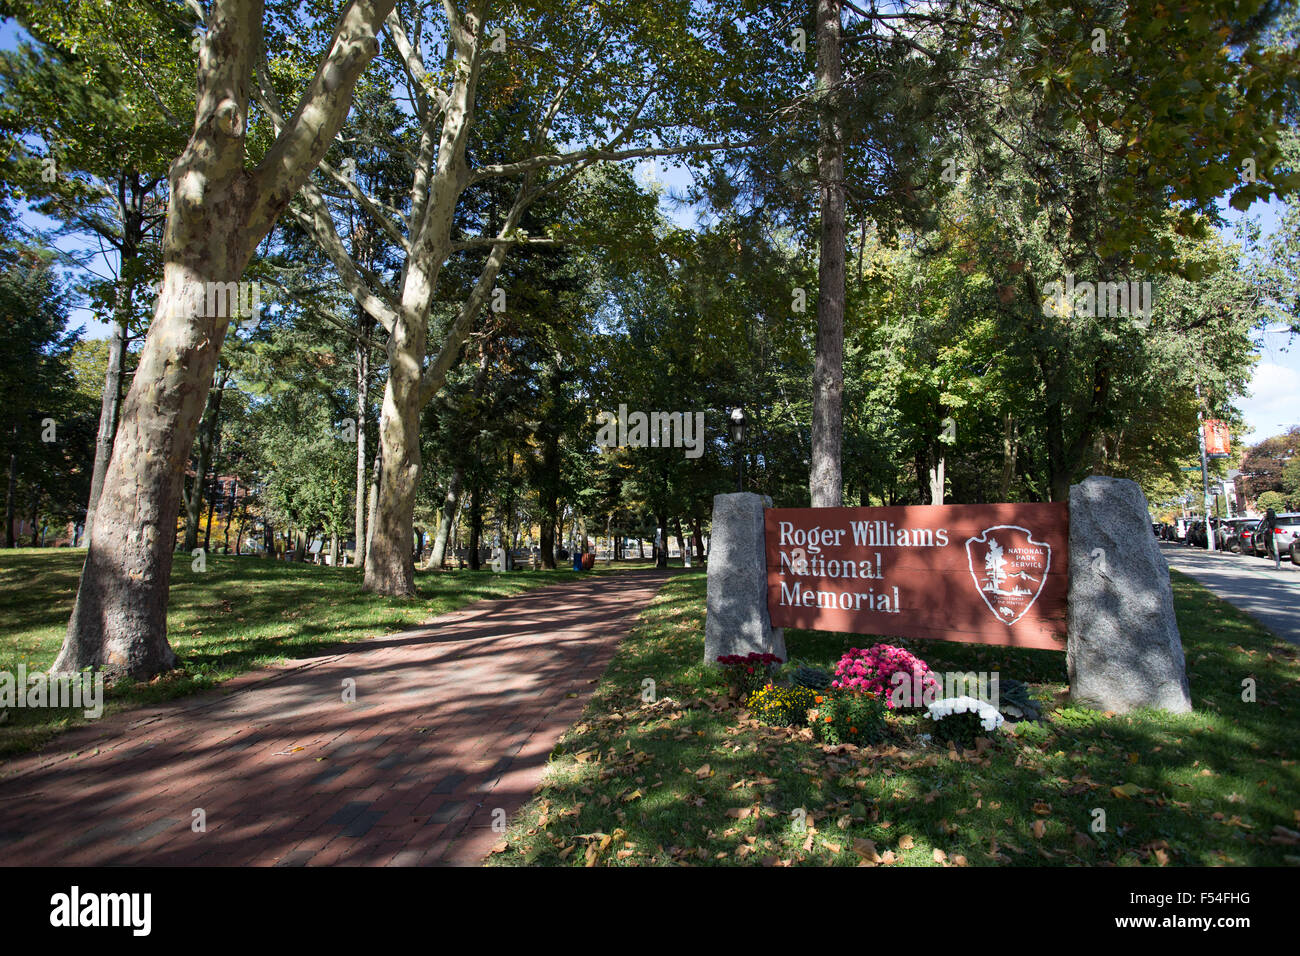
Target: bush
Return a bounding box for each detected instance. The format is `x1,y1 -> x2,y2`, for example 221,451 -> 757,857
925,696 -> 1004,749
996,677 -> 1042,722
746,683 -> 817,727
810,690 -> 887,746
1256,491 -> 1287,516
793,664 -> 832,691
717,652 -> 783,699
831,644 -> 938,709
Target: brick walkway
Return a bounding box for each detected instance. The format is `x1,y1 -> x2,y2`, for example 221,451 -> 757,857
0,570 -> 669,866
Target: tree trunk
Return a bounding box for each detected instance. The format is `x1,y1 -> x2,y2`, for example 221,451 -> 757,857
999,413 -> 1018,501
353,307 -> 372,567
673,517 -> 687,565
84,316 -> 128,543
468,485 -> 483,571
29,485 -> 42,547
430,465 -> 463,569
56,266 -> 235,679
222,483 -> 235,553
53,0 -> 396,681
364,328 -> 424,595
928,451 -> 945,505
365,449 -> 382,560
203,467 -> 218,553
4,444 -> 16,548
184,375 -> 226,552
655,515 -> 669,569
810,0 -> 845,508
691,516 -> 705,562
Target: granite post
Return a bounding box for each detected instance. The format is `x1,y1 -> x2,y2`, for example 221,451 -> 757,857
1067,476 -> 1192,713
704,492 -> 786,664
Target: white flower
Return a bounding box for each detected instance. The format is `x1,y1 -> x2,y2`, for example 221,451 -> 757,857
926,695 -> 1004,732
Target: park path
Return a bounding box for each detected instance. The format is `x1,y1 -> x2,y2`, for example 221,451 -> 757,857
0,570 -> 669,866
1160,541 -> 1300,645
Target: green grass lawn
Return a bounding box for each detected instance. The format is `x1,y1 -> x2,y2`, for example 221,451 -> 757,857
489,568 -> 1300,867
0,548 -> 622,760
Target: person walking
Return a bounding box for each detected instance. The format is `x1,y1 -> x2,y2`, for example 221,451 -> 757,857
1259,507 -> 1282,570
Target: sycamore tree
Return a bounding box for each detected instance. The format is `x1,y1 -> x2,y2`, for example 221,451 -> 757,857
52,0 -> 398,681
266,0 -> 750,595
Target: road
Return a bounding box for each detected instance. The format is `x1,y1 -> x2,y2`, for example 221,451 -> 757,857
1159,540 -> 1300,645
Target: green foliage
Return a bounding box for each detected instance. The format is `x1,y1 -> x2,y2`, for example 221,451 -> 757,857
717,653 -> 782,699
1256,490 -> 1288,514
811,690 -> 887,746
997,678 -> 1043,722
793,664 -> 832,691
926,709 -> 989,750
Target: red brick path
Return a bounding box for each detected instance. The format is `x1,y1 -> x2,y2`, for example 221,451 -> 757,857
0,571 -> 669,866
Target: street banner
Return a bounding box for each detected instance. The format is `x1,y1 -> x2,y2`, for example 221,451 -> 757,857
1203,420 -> 1231,457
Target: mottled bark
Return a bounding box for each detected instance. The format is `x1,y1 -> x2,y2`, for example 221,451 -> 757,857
84,317 -> 127,544
353,308 -> 372,566
429,465 -> 463,569
55,0 -> 395,679
363,321 -> 423,595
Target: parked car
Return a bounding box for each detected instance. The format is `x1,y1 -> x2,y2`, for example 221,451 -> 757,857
1258,512 -> 1300,560
1218,518 -> 1259,554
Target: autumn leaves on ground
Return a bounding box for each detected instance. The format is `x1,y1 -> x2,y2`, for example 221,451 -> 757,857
490,571 -> 1300,867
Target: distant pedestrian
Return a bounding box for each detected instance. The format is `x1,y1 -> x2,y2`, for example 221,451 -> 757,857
1260,508 -> 1281,570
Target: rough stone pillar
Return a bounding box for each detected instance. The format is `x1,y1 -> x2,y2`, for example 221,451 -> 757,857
1067,476 -> 1192,713
704,492 -> 786,664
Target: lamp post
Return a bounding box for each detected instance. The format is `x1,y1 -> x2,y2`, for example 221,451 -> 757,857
728,407 -> 746,492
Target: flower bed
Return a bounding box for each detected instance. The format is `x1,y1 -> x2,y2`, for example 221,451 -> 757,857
830,644 -> 939,709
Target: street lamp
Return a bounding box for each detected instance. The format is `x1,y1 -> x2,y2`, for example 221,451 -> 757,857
728,407 -> 746,492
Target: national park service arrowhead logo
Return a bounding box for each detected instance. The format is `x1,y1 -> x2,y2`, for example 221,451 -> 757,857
965,525 -> 1051,626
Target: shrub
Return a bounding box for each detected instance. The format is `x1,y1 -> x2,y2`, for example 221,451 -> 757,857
810,690 -> 887,746
831,644 -> 938,709
925,696 -> 1004,749
996,678 -> 1042,722
793,664 -> 832,691
746,683 -> 817,727
717,652 -> 783,698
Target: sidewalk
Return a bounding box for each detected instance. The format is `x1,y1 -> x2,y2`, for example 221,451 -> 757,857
0,570 -> 669,866
1159,542 -> 1300,645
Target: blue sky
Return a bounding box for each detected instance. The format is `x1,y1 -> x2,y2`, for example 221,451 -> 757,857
4,16 -> 1297,446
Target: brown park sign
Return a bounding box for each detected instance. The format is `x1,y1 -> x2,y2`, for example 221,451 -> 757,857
765,503 -> 1069,650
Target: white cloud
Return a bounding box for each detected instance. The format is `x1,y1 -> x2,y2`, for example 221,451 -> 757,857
1240,358 -> 1300,442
